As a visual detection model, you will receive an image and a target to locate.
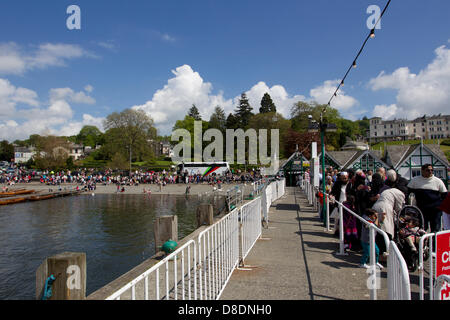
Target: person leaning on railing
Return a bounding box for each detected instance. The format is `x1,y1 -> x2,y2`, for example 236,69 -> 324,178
359,208 -> 384,269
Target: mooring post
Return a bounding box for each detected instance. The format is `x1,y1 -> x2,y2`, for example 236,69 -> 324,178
154,215 -> 178,252
36,252 -> 86,300
196,204 -> 214,228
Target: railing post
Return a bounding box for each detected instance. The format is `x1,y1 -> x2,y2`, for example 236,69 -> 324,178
369,226 -> 377,300
154,215 -> 178,252
197,204 -> 214,227
325,194 -> 330,231
36,252 -> 86,300
337,203 -> 347,256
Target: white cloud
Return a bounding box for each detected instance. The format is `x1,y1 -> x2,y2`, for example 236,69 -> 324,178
0,78 -> 39,118
240,81 -> 306,118
84,85 -> 94,93
309,80 -> 359,111
0,42 -> 94,75
369,44 -> 450,119
132,64 -> 233,133
132,64 -> 360,135
49,87 -> 95,105
0,79 -> 102,141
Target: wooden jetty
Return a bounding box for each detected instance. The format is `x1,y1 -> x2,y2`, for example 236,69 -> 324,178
0,189 -> 82,205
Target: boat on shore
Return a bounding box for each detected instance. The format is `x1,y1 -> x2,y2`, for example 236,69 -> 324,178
0,197 -> 27,205
0,189 -> 35,197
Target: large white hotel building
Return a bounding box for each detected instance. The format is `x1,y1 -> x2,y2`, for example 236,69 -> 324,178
369,114 -> 450,143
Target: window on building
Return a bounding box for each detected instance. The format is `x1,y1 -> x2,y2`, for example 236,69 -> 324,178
434,169 -> 445,179
412,168 -> 421,177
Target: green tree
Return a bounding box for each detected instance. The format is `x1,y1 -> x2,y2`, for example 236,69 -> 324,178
234,93 -> 253,128
172,115 -> 210,160
248,112 -> 291,158
0,140 -> 14,162
76,125 -> 103,148
259,93 -> 277,113
34,136 -> 70,170
187,104 -> 202,121
225,113 -> 239,130
209,106 -> 226,133
103,109 -> 156,172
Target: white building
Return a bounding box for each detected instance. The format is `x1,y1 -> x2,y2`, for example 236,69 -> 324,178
369,114 -> 450,142
14,146 -> 36,164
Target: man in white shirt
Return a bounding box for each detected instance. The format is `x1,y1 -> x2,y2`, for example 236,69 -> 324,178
408,163 -> 448,232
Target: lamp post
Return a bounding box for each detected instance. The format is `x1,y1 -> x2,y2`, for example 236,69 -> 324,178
308,111 -> 337,227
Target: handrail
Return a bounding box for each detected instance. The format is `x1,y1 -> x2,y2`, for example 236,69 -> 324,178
434,275 -> 450,300
388,241 -> 411,300
106,239 -> 197,300
303,179 -> 391,252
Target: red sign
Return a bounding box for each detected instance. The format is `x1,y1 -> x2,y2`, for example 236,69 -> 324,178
436,231 -> 450,300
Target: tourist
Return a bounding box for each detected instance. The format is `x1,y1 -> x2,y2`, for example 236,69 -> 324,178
359,208 -> 384,269
376,167 -> 386,181
368,173 -> 389,207
343,194 -> 358,251
407,164 -> 447,233
372,186 -> 405,256
329,172 -> 349,234
385,169 -> 409,196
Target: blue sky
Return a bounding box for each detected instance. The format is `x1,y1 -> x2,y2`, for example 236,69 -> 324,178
0,0 -> 449,140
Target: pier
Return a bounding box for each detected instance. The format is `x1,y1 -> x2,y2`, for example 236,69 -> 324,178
33,181 -> 438,300
0,188 -> 82,205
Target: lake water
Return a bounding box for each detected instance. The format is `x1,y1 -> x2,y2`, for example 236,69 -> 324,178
0,193 -> 225,300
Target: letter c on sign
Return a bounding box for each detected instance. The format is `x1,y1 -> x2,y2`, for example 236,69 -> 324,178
443,251 -> 450,264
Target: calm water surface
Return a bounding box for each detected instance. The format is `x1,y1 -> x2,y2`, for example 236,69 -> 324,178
0,193 -> 224,300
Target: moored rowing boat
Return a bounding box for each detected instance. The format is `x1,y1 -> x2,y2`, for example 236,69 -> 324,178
0,197 -> 26,205
0,189 -> 35,197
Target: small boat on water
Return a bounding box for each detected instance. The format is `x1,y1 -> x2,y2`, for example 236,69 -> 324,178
0,197 -> 26,205
0,189 -> 35,197
29,194 -> 55,201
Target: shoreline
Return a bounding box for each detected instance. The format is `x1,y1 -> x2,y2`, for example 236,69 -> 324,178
2,181 -> 255,196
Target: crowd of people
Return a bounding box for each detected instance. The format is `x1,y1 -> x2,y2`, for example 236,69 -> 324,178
301,164 -> 449,269
0,167 -> 262,189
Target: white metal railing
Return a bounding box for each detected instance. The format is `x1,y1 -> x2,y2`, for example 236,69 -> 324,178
197,208 -> 240,300
387,241 -> 411,300
434,275 -> 450,300
419,230 -> 450,300
253,179 -> 265,195
105,180 -> 283,301
419,233 -> 435,300
240,197 -> 262,263
106,239 -> 197,300
277,179 -> 285,199
261,179 -> 285,226
300,178 -> 392,300
226,185 -> 244,211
